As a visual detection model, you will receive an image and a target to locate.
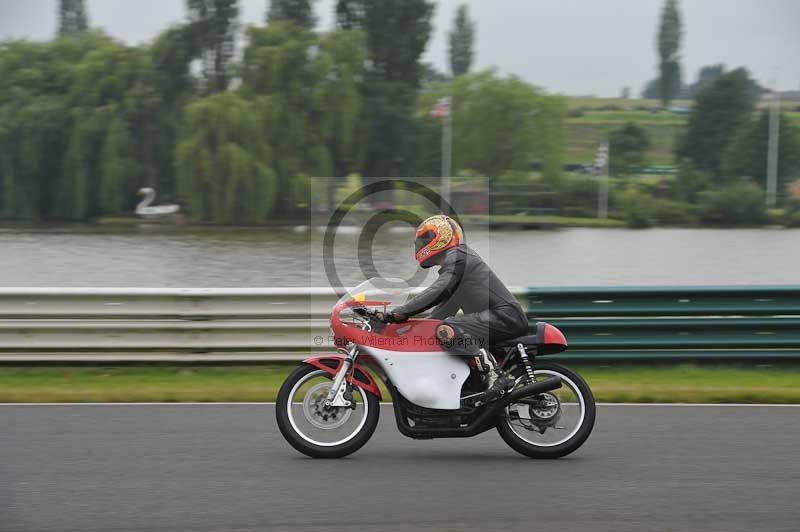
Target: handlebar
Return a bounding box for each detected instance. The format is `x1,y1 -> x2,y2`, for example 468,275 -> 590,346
349,305 -> 390,331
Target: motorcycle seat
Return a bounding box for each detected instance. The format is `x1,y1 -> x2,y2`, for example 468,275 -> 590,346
490,322 -> 568,355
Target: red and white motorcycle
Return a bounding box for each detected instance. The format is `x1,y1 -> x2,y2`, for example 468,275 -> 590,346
276,278 -> 595,459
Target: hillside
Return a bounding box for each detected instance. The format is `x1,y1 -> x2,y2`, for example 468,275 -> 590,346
565,97 -> 800,166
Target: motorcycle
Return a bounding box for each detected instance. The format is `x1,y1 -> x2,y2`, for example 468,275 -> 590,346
276,278 -> 595,459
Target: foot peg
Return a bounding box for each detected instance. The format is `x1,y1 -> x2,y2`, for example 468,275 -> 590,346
462,371 -> 515,407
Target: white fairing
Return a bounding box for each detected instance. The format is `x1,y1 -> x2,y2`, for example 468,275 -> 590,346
364,346 -> 470,410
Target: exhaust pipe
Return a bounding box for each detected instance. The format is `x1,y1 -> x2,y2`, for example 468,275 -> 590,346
464,375 -> 563,435
505,375 -> 562,403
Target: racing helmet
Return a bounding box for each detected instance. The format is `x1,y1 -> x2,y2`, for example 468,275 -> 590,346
414,215 -> 464,268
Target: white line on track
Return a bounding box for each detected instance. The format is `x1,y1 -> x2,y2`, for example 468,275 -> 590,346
596,402 -> 800,407
1,402 -> 799,407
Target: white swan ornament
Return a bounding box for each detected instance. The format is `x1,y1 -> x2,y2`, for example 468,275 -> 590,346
135,188 -> 180,218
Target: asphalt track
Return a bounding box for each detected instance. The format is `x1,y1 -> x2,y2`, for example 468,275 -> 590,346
1,404 -> 798,532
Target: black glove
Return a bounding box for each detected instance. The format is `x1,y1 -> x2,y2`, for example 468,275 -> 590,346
379,310 -> 407,324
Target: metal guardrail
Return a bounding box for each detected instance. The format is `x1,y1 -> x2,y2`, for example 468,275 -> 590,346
527,285 -> 800,316
0,288 -> 344,361
531,286 -> 800,360
0,288 -> 336,319
0,286 -> 799,362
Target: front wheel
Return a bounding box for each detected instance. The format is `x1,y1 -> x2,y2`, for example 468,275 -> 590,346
496,362 -> 595,459
276,364 -> 380,458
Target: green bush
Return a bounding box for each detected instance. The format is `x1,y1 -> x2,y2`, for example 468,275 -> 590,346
670,159 -> 711,202
767,208 -> 786,225
783,210 -> 800,228
620,189 -> 655,228
651,199 -> 697,225
782,190 -> 800,227
696,180 -> 767,225
609,122 -> 650,175
555,176 -> 598,210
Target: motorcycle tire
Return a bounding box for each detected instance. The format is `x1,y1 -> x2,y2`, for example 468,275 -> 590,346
276,364 -> 380,459
496,361 -> 596,459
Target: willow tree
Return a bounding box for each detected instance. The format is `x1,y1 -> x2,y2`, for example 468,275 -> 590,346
100,116 -> 139,214
0,41 -> 60,219
0,96 -> 69,220
0,34 -> 111,220
241,22 -> 364,212
176,93 -> 278,223
146,24 -> 203,199
0,30 -> 178,221
60,38 -> 154,219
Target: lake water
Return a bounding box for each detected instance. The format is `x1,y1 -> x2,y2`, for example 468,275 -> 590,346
1,225 -> 799,287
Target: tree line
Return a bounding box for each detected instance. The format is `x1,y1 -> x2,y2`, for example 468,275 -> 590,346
649,0 -> 800,199
608,65 -> 800,228
0,0 -> 567,224
598,0 -> 800,227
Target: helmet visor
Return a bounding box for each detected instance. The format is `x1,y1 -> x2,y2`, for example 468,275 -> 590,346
415,230 -> 435,255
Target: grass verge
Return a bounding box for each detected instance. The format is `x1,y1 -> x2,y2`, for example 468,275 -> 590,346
1,363 -> 799,404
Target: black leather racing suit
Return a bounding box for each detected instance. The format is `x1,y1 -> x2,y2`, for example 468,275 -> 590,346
392,245 -> 529,356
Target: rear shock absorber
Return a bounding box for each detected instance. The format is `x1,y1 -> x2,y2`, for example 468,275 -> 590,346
517,343 -> 536,383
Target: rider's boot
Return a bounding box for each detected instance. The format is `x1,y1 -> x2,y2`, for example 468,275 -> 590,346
476,349 -> 514,401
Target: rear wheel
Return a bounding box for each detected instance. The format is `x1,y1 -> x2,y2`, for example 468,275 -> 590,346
496,361 -> 595,459
276,364 -> 380,458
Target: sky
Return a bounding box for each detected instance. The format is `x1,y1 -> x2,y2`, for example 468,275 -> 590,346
1,0 -> 798,96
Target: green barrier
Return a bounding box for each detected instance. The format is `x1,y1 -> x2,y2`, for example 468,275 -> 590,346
526,286 -> 800,361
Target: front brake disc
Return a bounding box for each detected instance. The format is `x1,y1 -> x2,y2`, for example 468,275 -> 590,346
302,382 -> 353,430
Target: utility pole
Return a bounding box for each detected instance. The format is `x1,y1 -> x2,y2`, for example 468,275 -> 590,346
766,83 -> 780,208
441,97 -> 453,213
596,142 -> 610,218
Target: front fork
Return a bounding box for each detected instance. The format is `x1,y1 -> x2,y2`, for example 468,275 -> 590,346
324,344 -> 358,408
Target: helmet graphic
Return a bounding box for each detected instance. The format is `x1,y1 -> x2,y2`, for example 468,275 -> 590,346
414,215 -> 464,268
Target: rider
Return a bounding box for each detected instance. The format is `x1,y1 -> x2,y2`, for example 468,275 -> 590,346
383,214 -> 529,395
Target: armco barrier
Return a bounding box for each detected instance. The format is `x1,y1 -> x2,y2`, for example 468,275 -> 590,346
529,286 -> 800,360
0,288 -> 338,361
0,286 -> 798,362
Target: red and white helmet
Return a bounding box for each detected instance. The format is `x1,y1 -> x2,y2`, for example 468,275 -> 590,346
414,215 -> 464,268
